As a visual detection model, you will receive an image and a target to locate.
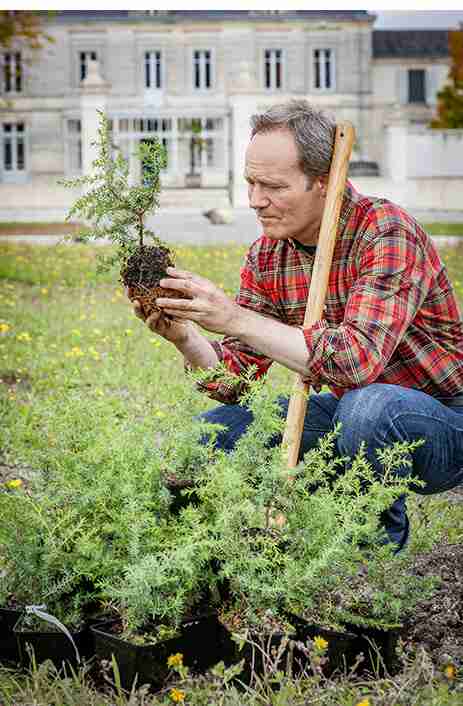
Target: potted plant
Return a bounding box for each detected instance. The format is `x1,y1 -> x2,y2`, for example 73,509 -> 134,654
92,511 -> 233,691
0,481 -> 98,669
0,481 -> 24,664
0,417 -> 173,671
193,379 -> 437,678
61,110 -> 187,319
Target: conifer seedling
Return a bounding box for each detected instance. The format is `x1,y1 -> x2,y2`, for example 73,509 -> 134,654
61,110 -> 187,318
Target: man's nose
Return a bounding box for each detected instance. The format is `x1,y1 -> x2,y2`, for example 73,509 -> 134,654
248,184 -> 270,210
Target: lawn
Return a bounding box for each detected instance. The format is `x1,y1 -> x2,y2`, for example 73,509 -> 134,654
0,220 -> 462,237
0,241 -> 462,705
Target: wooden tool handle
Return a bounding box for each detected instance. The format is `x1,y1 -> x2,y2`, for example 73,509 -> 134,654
283,122 -> 356,468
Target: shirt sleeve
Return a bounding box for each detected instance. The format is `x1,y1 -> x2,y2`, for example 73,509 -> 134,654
301,226 -> 432,390
196,242 -> 280,404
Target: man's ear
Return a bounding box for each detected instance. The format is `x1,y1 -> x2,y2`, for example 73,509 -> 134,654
316,175 -> 329,198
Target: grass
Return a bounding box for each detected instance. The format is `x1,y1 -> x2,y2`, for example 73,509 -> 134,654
0,220 -> 462,237
0,241 -> 462,704
422,223 -> 463,236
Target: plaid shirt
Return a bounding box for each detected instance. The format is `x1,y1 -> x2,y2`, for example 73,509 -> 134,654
203,181 -> 463,404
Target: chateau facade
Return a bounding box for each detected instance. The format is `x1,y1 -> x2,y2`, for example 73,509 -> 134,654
0,10 -> 452,212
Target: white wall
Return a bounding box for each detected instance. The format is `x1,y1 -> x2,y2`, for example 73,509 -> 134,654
385,125 -> 463,180
406,129 -> 463,178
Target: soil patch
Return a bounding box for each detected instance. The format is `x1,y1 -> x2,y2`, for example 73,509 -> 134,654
0,369 -> 32,389
0,223 -> 84,236
402,541 -> 463,667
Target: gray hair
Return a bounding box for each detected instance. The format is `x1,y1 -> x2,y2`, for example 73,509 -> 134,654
250,99 -> 336,183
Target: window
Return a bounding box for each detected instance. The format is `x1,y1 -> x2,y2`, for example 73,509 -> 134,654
79,51 -> 97,82
313,48 -> 334,90
2,122 -> 25,174
3,52 -> 22,93
145,51 -> 162,89
264,49 -> 283,90
193,50 -> 212,90
408,69 -> 426,104
66,119 -> 82,174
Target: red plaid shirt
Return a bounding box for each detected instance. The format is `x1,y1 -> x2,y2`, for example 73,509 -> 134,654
203,181 -> 463,404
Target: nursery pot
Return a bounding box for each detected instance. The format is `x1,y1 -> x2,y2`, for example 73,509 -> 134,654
14,617 -> 94,671
0,607 -> 23,663
92,612 -> 233,691
289,613 -> 400,676
235,629 -> 302,686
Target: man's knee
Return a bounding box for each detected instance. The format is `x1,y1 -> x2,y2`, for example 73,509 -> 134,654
334,383 -> 407,457
195,403 -> 255,452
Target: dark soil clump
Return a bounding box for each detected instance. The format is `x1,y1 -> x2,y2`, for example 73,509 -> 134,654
121,245 -> 188,318
121,244 -> 174,291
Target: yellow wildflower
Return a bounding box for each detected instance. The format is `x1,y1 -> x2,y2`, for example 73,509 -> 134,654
0,323 -> 10,334
169,688 -> 185,703
355,699 -> 371,706
41,288 -> 48,295
444,664 -> 456,680
313,635 -> 329,651
167,653 -> 183,667
5,479 -> 23,489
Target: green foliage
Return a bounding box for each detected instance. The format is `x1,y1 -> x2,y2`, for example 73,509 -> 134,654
60,111 -> 167,271
0,11 -> 54,51
431,30 -> 463,128
188,380 -> 435,632
106,514 -> 217,635
1,242 -> 462,700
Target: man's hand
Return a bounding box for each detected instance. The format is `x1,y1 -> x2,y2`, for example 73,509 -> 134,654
155,267 -> 242,336
131,296 -> 192,346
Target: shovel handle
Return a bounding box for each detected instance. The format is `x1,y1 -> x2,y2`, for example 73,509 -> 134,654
283,122 -> 356,469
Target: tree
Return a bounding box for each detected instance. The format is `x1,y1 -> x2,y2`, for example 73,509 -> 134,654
430,30 -> 463,128
0,10 -> 53,51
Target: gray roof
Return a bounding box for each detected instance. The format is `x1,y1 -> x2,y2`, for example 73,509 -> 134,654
373,30 -> 449,58
52,10 -> 373,24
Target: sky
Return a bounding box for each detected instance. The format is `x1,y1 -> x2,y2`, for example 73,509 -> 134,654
374,11 -> 463,29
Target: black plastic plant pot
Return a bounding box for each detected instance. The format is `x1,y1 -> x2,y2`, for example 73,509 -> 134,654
92,613 -> 234,692
236,629 -> 301,686
14,622 -> 95,671
0,607 -> 23,664
348,622 -> 401,675
289,614 -> 400,676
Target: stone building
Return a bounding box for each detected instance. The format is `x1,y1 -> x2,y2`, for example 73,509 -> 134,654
0,10 -> 457,217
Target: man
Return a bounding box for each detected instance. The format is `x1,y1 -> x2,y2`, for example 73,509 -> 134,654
132,99 -> 463,551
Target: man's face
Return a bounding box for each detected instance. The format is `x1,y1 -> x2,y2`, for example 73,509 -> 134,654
244,129 -> 327,246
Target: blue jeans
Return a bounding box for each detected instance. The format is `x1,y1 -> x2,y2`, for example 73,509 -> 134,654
198,383 -> 463,550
